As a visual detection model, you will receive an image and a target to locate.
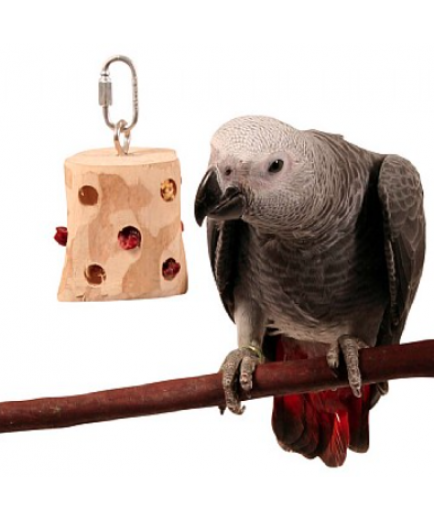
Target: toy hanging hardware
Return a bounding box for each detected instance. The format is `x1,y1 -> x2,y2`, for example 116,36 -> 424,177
99,55 -> 139,155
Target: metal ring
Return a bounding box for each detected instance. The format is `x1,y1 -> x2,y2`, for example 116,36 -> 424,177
114,119 -> 131,155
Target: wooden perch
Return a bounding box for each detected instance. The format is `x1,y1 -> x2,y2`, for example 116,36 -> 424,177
0,340 -> 433,434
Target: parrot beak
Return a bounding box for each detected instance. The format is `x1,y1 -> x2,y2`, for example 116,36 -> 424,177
195,168 -> 246,226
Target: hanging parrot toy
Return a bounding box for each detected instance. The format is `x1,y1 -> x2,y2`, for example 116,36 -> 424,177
195,116 -> 426,466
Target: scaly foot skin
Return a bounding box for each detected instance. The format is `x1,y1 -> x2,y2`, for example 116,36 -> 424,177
327,335 -> 369,398
220,346 -> 264,415
376,381 -> 389,395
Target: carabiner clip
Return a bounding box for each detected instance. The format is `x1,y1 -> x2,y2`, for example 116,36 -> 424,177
99,55 -> 139,154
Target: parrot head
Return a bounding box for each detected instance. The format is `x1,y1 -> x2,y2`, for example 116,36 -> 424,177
195,116 -> 317,233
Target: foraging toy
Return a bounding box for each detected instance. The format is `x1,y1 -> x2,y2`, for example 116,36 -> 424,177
58,56 -> 187,302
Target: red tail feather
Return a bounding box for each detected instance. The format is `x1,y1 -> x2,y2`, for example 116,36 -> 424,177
269,336 -> 373,467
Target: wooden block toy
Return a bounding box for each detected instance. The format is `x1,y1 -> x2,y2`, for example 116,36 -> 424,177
57,56 -> 187,301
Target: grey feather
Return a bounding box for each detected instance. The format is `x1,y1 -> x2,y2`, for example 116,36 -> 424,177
196,116 -> 426,462
207,218 -> 246,320
377,155 -> 426,344
199,115 -> 425,387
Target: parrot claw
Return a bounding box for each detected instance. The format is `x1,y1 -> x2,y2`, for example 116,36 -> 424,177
220,346 -> 264,415
327,335 -> 369,398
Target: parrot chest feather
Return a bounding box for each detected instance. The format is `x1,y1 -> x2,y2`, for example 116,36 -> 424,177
242,225 -> 387,345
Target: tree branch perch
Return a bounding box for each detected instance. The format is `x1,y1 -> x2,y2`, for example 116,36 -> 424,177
0,340 -> 433,434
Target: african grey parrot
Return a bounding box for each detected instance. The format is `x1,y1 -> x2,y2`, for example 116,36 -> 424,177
194,116 -> 425,466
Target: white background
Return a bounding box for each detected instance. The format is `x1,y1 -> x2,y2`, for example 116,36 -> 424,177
0,1 -> 433,519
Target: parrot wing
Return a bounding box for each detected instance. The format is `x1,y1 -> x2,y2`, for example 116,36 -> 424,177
377,155 -> 426,345
207,218 -> 246,321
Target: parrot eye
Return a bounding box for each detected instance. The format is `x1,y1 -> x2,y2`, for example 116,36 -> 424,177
268,159 -> 284,174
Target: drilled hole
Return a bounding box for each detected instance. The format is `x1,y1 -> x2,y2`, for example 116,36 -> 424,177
160,179 -> 177,202
162,258 -> 181,281
84,264 -> 106,285
118,226 -> 141,250
78,185 -> 99,206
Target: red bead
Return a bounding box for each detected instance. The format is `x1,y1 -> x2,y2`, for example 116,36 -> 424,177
162,258 -> 181,280
54,226 -> 68,246
118,227 -> 141,250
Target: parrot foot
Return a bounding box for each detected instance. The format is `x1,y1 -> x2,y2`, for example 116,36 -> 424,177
327,335 -> 369,398
220,346 -> 264,415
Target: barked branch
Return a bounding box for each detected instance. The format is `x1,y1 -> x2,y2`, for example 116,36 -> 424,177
0,340 -> 433,434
